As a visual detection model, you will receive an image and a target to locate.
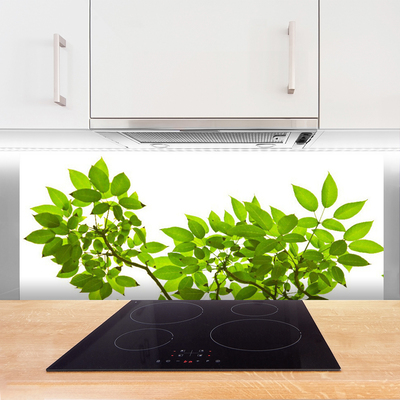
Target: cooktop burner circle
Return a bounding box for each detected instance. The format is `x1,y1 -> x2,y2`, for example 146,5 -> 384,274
210,319 -> 302,352
114,328 -> 174,351
231,302 -> 278,317
130,301 -> 204,325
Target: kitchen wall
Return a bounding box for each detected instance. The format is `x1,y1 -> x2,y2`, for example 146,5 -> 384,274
0,153 -> 19,299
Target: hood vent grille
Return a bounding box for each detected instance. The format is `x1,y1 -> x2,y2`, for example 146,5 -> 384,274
121,131 -> 288,144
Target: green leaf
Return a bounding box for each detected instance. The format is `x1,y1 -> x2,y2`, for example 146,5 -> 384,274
255,239 -> 277,256
61,264 -> 79,278
231,197 -> 247,222
99,282 -> 113,299
298,217 -> 318,228
115,275 -> 138,287
208,211 -> 221,232
185,214 -> 209,234
292,185 -> 318,212
91,202 -> 110,215
81,277 -> 103,293
349,240 -> 383,254
214,221 -> 231,235
70,272 -> 92,288
271,265 -> 286,280
134,228 -> 147,245
231,270 -> 255,283
205,236 -> 226,249
168,252 -> 186,266
107,268 -> 121,278
314,229 -> 334,243
228,224 -> 265,238
129,214 -> 142,226
331,266 -> 346,286
183,264 -> 199,274
119,197 -> 144,210
302,250 -> 323,261
235,286 -> 257,300
111,173 -> 131,196
141,241 -> 168,253
161,227 -> 194,242
188,220 -> 205,239
306,231 -> 321,249
152,257 -> 171,268
277,214 -> 298,235
321,173 -> 338,208
94,158 -> 109,177
70,273 -> 93,288
113,205 -> 123,221
33,213 -> 61,228
55,244 -> 72,264
153,265 -> 184,280
71,189 -> 102,203
270,206 -> 285,223
224,211 -> 235,226
194,247 -> 205,259
194,271 -> 208,289
174,242 -> 196,252
281,233 -> 306,243
179,276 -> 194,290
78,224 -> 89,234
322,218 -> 346,232
62,259 -> 78,273
47,187 -> 69,210
318,274 -> 332,287
31,204 -> 63,216
338,254 -> 369,267
334,200 -> 367,220
51,222 -> 69,235
93,239 -> 103,253
106,275 -> 125,295
71,244 -> 82,261
178,288 -> 204,300
244,202 -> 273,230
162,276 -> 184,292
344,221 -> 373,241
89,166 -> 109,193
67,216 -> 79,230
93,269 -> 106,279
25,229 -> 55,244
42,237 -> 63,257
330,240 -> 347,256
69,169 -> 92,190
72,199 -> 91,208
137,253 -> 155,267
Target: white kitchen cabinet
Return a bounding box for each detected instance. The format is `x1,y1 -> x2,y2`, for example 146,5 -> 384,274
91,0 -> 318,120
0,0 -> 89,129
320,0 -> 400,129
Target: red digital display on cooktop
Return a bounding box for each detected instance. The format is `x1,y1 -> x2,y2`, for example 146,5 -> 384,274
47,300 -> 340,371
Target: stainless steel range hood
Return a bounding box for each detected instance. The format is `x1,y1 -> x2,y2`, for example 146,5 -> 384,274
91,118 -> 318,149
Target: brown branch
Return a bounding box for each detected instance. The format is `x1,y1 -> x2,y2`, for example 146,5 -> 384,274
96,228 -> 172,300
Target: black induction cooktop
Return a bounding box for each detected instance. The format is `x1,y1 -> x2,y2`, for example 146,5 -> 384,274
47,300 -> 340,371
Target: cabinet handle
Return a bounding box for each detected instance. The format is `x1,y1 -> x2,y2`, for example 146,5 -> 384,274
288,21 -> 295,94
54,34 -> 66,106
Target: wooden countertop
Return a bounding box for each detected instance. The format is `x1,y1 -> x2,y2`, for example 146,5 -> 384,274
0,300 -> 399,400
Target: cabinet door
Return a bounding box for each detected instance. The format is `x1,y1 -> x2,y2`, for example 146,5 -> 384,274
0,0 -> 89,129
320,0 -> 400,129
91,0 -> 318,118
